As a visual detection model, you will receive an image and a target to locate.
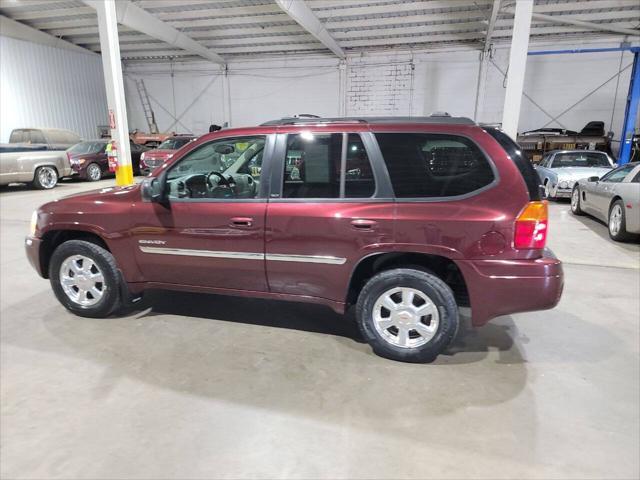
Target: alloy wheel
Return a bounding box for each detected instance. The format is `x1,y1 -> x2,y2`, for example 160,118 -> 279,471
38,167 -> 57,189
372,287 -> 440,349
59,255 -> 106,307
87,164 -> 101,181
609,205 -> 623,236
571,188 -> 579,211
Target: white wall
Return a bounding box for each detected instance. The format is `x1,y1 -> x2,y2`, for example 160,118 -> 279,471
0,35 -> 108,142
124,37 -> 634,149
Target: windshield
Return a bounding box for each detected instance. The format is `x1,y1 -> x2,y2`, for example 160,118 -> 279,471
158,138 -> 192,150
67,141 -> 106,155
551,152 -> 610,168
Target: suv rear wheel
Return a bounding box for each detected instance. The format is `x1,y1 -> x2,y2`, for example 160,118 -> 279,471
356,268 -> 458,363
49,240 -> 123,317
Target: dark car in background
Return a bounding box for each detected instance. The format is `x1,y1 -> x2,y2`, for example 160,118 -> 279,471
67,140 -> 149,181
139,134 -> 196,175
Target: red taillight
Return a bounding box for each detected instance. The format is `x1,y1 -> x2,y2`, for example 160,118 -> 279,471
514,201 -> 548,249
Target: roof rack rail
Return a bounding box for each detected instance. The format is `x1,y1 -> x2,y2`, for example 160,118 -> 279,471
260,116 -> 475,126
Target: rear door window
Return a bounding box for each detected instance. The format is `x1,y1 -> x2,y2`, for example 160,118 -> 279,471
282,133 -> 375,199
375,133 -> 494,198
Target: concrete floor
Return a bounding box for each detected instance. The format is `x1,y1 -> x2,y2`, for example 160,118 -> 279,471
1,178 -> 639,480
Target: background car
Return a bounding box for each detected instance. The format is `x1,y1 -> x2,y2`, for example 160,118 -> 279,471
67,140 -> 149,181
139,135 -> 196,175
571,162 -> 640,241
535,150 -> 615,199
0,144 -> 71,189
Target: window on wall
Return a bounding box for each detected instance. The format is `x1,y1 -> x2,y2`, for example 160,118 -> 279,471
375,133 -> 495,198
283,132 -> 375,199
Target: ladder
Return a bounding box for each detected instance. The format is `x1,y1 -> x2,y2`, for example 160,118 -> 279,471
135,79 -> 159,134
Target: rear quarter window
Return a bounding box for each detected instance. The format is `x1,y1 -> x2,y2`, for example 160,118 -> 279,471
375,133 -> 495,198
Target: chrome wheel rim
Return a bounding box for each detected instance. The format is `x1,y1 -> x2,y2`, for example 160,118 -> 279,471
372,287 -> 440,349
609,205 -> 623,236
59,255 -> 106,307
571,189 -> 579,211
38,167 -> 57,189
87,164 -> 101,181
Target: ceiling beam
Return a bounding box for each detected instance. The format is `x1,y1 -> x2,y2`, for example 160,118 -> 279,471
0,14 -> 96,55
503,7 -> 639,36
274,0 -> 345,58
82,0 -> 226,64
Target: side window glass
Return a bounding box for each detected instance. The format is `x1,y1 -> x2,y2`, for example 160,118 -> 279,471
283,133 -> 342,198
375,133 -> 495,198
31,130 -> 46,144
282,133 -> 376,199
166,135 -> 266,200
9,130 -> 24,143
345,134 -> 375,198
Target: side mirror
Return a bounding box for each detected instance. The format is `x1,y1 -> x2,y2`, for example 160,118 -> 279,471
587,176 -> 600,182
141,176 -> 166,204
214,144 -> 235,155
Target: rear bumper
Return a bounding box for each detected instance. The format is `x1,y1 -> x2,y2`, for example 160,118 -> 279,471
25,236 -> 45,277
457,248 -> 564,326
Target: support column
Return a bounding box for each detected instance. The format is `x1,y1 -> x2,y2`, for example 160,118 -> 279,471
338,59 -> 347,116
95,0 -> 132,185
501,0 -> 533,139
222,66 -> 232,127
618,51 -> 640,165
474,50 -> 489,121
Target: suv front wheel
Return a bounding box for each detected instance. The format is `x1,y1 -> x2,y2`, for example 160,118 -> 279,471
356,268 -> 459,363
49,240 -> 123,317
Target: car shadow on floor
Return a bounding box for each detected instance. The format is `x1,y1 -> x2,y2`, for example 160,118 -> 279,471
136,289 -> 525,365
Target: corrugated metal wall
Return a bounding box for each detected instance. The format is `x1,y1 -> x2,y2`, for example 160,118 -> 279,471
0,35 -> 108,143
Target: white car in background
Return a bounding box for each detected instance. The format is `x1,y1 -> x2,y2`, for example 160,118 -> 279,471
571,162 -> 640,242
535,150 -> 615,199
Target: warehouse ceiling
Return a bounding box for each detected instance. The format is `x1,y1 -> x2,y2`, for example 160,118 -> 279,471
0,0 -> 638,62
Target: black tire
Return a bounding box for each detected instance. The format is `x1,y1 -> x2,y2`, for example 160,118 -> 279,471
570,186 -> 584,215
608,199 -> 633,242
49,240 -> 123,318
356,268 -> 459,363
32,166 -> 58,189
85,163 -> 102,182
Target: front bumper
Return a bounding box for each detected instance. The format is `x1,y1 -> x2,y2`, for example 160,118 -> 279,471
457,248 -> 564,326
25,236 -> 45,277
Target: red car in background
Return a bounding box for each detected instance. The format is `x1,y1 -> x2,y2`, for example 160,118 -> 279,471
139,135 -> 196,175
67,140 -> 149,181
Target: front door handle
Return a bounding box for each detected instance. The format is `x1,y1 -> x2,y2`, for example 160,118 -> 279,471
351,219 -> 377,230
230,217 -> 253,227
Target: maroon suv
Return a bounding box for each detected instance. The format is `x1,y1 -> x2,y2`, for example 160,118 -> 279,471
26,117 -> 563,362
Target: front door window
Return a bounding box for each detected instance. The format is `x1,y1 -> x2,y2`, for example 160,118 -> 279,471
166,136 -> 266,200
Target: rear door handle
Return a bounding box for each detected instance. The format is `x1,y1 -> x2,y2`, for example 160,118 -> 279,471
351,219 -> 377,230
230,217 -> 253,227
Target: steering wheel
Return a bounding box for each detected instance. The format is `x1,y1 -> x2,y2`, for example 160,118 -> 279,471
207,171 -> 231,189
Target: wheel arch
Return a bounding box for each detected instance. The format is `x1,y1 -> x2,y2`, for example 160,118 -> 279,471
346,251 -> 469,308
39,229 -> 111,279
